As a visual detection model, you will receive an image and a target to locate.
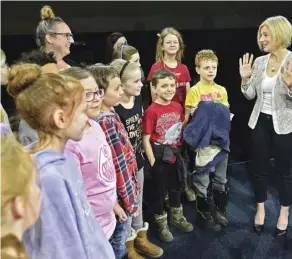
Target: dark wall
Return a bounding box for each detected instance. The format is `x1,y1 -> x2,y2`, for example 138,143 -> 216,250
2,28 -> 290,162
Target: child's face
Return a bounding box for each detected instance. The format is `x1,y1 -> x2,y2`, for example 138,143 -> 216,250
103,77 -> 124,107
123,68 -> 143,97
153,77 -> 176,102
129,53 -> 141,67
80,76 -> 103,118
65,94 -> 88,141
196,60 -> 218,83
162,34 -> 180,56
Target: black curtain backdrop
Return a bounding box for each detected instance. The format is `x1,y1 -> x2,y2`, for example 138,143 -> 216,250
2,28 -> 291,162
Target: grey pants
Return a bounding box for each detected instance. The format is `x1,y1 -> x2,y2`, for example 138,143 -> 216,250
193,155 -> 228,198
127,167 -> 144,236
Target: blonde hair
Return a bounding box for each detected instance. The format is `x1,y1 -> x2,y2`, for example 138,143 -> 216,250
110,59 -> 140,84
195,49 -> 219,67
257,15 -> 292,50
36,6 -> 65,50
1,136 -> 36,259
155,27 -> 185,62
112,45 -> 138,61
7,63 -> 84,150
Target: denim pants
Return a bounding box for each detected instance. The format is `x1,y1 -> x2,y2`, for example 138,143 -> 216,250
109,220 -> 128,259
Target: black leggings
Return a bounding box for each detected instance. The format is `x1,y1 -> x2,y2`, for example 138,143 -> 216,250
251,113 -> 292,206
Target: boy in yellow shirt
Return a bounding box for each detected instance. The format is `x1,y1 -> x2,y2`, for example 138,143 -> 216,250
185,50 -> 229,121
185,49 -> 229,232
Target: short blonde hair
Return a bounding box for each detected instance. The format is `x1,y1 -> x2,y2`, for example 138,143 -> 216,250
257,16 -> 292,50
112,45 -> 138,61
195,49 -> 218,67
155,27 -> 185,62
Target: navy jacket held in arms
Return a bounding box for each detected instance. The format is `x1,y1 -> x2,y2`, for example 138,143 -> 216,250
183,101 -> 231,173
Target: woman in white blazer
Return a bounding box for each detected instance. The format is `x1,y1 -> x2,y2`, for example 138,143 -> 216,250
239,15 -> 292,237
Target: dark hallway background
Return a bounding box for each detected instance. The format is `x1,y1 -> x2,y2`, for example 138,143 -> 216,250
1,1 -> 292,162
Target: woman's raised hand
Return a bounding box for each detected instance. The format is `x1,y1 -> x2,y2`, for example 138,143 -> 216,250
239,53 -> 254,81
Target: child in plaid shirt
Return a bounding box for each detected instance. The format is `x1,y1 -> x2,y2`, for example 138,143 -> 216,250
87,64 -> 139,259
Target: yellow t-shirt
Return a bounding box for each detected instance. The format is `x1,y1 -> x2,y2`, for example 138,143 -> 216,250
185,81 -> 229,109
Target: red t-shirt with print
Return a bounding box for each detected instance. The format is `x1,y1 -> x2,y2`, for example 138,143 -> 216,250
147,61 -> 191,107
142,101 -> 184,149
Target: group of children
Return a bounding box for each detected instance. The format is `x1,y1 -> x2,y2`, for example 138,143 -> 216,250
1,5 -> 232,259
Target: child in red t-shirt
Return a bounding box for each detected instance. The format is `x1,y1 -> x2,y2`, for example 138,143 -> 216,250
142,69 -> 193,243
147,27 -> 196,202
147,27 -> 191,108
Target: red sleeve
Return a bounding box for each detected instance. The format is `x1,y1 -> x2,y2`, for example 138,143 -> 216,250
147,62 -> 162,82
142,107 -> 157,135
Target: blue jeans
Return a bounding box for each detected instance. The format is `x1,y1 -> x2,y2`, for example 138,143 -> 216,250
109,220 -> 128,259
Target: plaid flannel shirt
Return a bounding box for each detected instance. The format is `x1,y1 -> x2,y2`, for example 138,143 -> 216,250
95,111 -> 139,215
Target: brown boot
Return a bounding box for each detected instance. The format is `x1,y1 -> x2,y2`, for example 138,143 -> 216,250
126,228 -> 145,259
135,222 -> 164,258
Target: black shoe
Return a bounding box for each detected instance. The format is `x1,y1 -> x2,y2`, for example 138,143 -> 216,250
274,226 -> 288,237
213,190 -> 229,227
253,223 -> 264,235
196,196 -> 221,232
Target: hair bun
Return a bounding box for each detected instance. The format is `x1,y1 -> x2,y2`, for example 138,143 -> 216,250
40,5 -> 55,21
7,64 -> 42,98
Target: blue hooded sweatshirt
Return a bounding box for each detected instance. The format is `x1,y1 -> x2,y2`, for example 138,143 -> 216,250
23,147 -> 115,259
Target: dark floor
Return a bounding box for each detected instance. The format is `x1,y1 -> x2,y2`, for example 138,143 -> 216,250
142,162 -> 292,259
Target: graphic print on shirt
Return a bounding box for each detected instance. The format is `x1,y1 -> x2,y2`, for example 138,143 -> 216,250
200,92 -> 223,102
156,112 -> 182,146
98,144 -> 116,182
125,113 -> 143,157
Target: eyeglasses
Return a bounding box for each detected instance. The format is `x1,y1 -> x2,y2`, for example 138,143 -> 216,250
85,89 -> 105,102
50,32 -> 74,41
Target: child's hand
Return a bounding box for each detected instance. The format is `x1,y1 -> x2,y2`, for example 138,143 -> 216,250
114,202 -> 128,222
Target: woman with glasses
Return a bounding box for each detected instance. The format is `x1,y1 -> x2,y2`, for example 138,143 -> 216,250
36,5 -> 74,70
